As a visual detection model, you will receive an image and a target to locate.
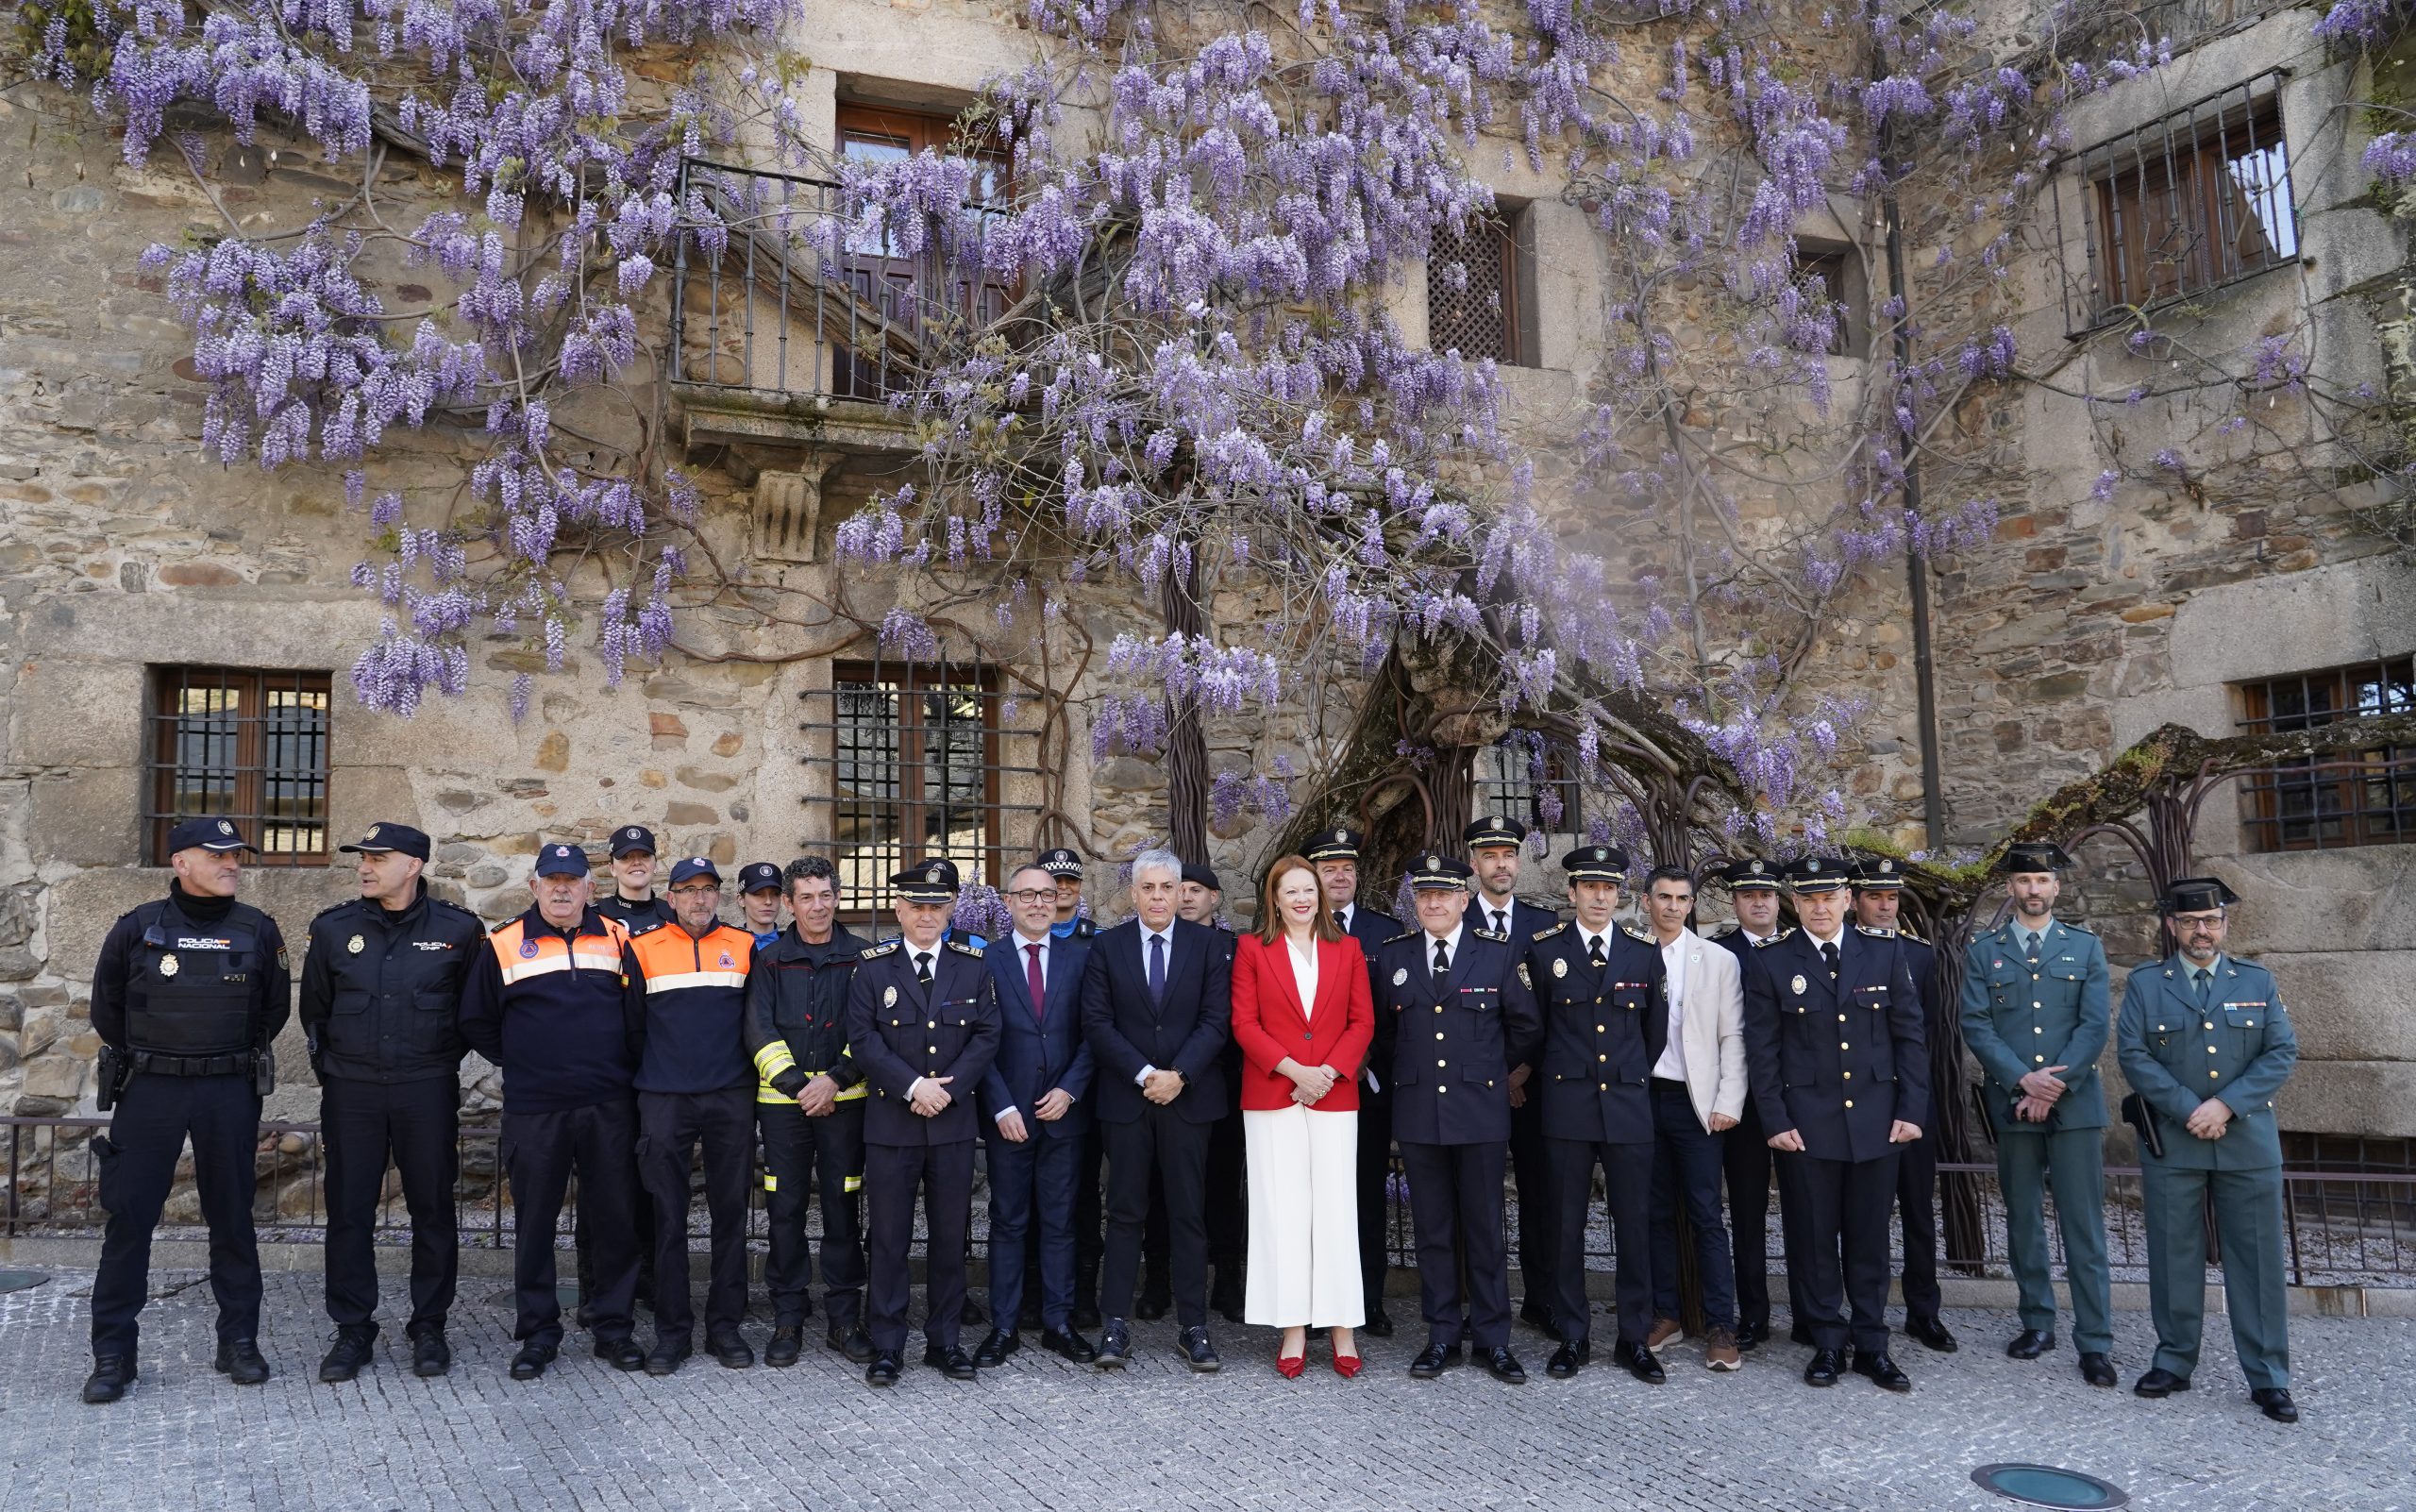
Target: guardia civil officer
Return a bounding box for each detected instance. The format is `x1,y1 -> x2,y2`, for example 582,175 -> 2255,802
1524,846 -> 1667,1383
299,822 -> 481,1383
1847,856 -> 1958,1356
2117,877 -> 2300,1423
1958,841 -> 2115,1386
1703,856 -> 1791,1351
845,859 -> 1002,1386
1740,855 -> 1927,1393
83,816 -> 292,1404
1308,826 -> 1402,1335
1462,814 -> 1562,1334
1372,852 -> 1542,1384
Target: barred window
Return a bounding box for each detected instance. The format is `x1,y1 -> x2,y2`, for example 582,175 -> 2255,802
1472,733 -> 1582,838
801,656 -> 1040,930
2235,658 -> 2415,852
1427,210 -> 1528,366
146,666 -> 332,865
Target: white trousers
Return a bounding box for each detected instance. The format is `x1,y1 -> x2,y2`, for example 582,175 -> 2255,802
1242,1106 -> 1363,1329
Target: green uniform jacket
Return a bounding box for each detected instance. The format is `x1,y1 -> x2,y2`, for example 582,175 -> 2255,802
2115,952 -> 2296,1170
1959,918 -> 2110,1134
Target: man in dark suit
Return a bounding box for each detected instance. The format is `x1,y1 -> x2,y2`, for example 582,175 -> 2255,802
1741,855 -> 1928,1393
844,860 -> 1001,1386
1309,826 -> 1402,1335
1080,848 -> 1233,1371
977,864 -> 1099,1366
1704,856 -> 1790,1350
1181,863 -> 1248,1322
1526,846 -> 1667,1383
1374,853 -> 1543,1384
1462,815 -> 1562,1333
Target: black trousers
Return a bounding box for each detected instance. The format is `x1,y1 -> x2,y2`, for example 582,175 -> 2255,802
90,1072 -> 262,1356
1074,1120 -> 1105,1308
1895,1132 -> 1941,1322
759,1099 -> 865,1330
638,1086 -> 755,1339
1398,1139 -> 1511,1350
864,1138 -> 975,1354
504,1100 -> 640,1349
1782,1148 -> 1902,1355
1507,1091 -> 1555,1311
1100,1109 -> 1211,1328
1355,1082 -> 1396,1307
1204,1102 -> 1246,1278
1724,1098 -> 1800,1328
322,1073 -> 459,1336
1547,1135 -> 1654,1348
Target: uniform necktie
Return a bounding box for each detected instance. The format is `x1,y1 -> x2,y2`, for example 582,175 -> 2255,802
1148,932 -> 1166,1003
1433,937 -> 1451,986
914,950 -> 933,987
1587,935 -> 1607,970
1490,908 -> 1508,934
1333,909 -> 1349,931
1026,942 -> 1047,1021
1820,940 -> 1840,979
2192,966 -> 2212,1004
2022,931 -> 2040,959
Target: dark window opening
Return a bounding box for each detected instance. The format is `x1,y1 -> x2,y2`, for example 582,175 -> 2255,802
2236,658 -> 2415,851
147,666 -> 332,865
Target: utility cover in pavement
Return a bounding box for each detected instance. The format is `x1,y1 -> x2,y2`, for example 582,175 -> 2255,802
1971,1464 -> 2129,1510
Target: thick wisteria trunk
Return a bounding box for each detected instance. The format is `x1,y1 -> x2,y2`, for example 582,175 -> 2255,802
1161,546 -> 1210,868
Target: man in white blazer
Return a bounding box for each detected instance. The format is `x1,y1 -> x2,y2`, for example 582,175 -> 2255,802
1641,865 -> 1748,1369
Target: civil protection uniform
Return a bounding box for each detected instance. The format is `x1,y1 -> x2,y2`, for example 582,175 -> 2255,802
2116,878 -> 2298,1402
87,819 -> 291,1381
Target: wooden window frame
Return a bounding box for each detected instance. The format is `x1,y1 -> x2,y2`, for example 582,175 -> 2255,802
145,665 -> 333,866
2235,658 -> 2415,853
1427,211 -> 1525,367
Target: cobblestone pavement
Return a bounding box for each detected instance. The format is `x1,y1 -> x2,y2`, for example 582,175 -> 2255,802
2,1268 -> 2410,1512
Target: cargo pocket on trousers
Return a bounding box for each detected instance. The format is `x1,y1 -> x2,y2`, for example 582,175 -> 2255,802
91,1134 -> 124,1215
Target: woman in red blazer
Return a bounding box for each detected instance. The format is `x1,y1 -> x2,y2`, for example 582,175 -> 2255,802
1231,853 -> 1375,1377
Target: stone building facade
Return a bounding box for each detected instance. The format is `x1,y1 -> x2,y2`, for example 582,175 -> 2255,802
0,0 -> 2408,1163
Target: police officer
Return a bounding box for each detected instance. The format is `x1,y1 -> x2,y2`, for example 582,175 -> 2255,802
1958,841 -> 2115,1386
83,816 -> 292,1404
745,855 -> 874,1366
845,859 -> 1002,1386
1308,826 -> 1402,1335
1847,856 -> 1959,1356
1740,855 -> 1927,1392
2117,877 -> 2300,1423
1038,845 -> 1108,1329
1525,846 -> 1667,1383
299,822 -> 481,1384
1372,853 -> 1542,1384
1462,815 -> 1561,1333
737,862 -> 786,949
1704,856 -> 1789,1350
1040,847 -> 1091,939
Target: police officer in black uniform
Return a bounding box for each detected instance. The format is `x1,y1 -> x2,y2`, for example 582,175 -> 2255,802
585,822 -> 668,1312
1462,815 -> 1562,1332
1037,847 -> 1109,1328
1308,826 -> 1402,1333
83,816 -> 293,1403
299,823 -> 482,1383
1373,853 -> 1542,1384
1705,856 -> 1789,1349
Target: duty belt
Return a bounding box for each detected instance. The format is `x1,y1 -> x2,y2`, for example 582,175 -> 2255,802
130,1050 -> 258,1077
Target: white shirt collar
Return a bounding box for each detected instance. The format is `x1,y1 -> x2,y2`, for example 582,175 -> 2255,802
1476,894 -> 1515,925
1335,902 -> 1355,930
1576,920 -> 1614,953
1805,926 -> 1846,950
1139,920 -> 1175,949
1013,929 -> 1050,952
1424,922 -> 1466,959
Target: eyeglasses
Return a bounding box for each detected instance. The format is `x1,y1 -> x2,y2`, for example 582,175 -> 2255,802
1004,888 -> 1056,904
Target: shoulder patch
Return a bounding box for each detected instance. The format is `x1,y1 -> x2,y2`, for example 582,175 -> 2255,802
1900,928 -> 1929,946
1531,922 -> 1568,942
1753,928 -> 1795,948
2059,921 -> 2098,936
947,938 -> 984,958
1472,928 -> 1508,944
1383,930 -> 1419,947
1621,923 -> 1655,944
310,899 -> 361,922
860,939 -> 901,959
628,918 -> 669,937
430,897 -> 478,918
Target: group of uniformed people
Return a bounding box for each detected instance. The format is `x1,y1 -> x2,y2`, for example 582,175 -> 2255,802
78,815 -> 2300,1424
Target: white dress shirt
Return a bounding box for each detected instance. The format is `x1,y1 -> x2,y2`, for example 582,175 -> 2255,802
1424,922 -> 1466,980
1134,921 -> 1176,1085
1286,935 -> 1321,1018
994,928 -> 1053,1124
1653,930 -> 1689,1081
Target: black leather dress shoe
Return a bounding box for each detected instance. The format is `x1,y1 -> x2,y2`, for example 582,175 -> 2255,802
1851,1351 -> 1911,1392
1095,1319 -> 1131,1368
764,1325 -> 802,1369
409,1329 -> 451,1378
1518,1299 -> 1556,1333
1362,1304 -> 1395,1338
1179,1325 -> 1220,1372
1546,1340 -> 1590,1378
2133,1367 -> 2191,1398
510,1343 -> 557,1380
1615,1340 -> 1666,1385
1042,1327 -> 1099,1364
214,1338 -> 271,1385
1485,1346 -> 1527,1384
645,1337 -> 692,1376
1409,1342 -> 1461,1379
830,1325 -> 876,1365
319,1329 -> 376,1383
82,1354 -> 136,1403
2251,1386 -> 2299,1423
1789,1322 -> 1816,1348
1905,1316 -> 1958,1353
2079,1352 -> 2117,1388
1804,1349 -> 1843,1386
865,1351 -> 901,1387
708,1331 -> 754,1369
921,1344 -> 978,1380
2006,1328 -> 2055,1359
1734,1318 -> 1769,1352
595,1336 -> 647,1371
974,1329 -> 1020,1368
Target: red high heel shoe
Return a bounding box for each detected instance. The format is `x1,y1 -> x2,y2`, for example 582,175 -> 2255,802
1276,1350 -> 1308,1379
1332,1351 -> 1363,1379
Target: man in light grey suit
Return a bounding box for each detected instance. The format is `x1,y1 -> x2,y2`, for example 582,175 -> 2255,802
1642,865 -> 1749,1369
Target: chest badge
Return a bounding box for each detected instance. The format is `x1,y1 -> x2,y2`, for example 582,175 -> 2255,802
1391,967 -> 1407,986
1789,973 -> 1806,995
346,934 -> 365,955
1552,957 -> 1568,979
882,985 -> 898,1007
159,953 -> 179,977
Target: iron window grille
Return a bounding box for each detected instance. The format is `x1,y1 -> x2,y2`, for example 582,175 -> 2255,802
145,666 -> 332,865
2235,657 -> 2415,852
1428,213 -> 1522,365
799,655 -> 1042,932
2056,71 -> 2298,335
1472,733 -> 1583,838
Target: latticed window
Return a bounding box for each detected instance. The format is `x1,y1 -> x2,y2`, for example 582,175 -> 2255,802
800,656 -> 1040,929
1472,733 -> 1581,837
2236,658 -> 2415,852
146,666 -> 332,865
1427,214 -> 1520,365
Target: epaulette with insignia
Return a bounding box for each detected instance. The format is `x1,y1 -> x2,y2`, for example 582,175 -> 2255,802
1472,928 -> 1508,944
1900,928 -> 1929,946
1384,931 -> 1419,946
1854,924 -> 1897,938
1073,918 -> 1098,937
1621,923 -> 1655,944
947,938 -> 984,958
2060,921 -> 2097,936
860,939 -> 901,958
311,898 -> 361,921
628,917 -> 669,937
1531,922 -> 1568,942
1705,921 -> 1737,939
1752,928 -> 1794,948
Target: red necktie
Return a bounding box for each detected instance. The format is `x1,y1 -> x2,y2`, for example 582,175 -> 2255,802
1026,942 -> 1046,1022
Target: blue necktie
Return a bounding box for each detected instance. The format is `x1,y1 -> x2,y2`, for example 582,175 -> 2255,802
1149,932 -> 1166,1003
2192,966 -> 2212,1006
